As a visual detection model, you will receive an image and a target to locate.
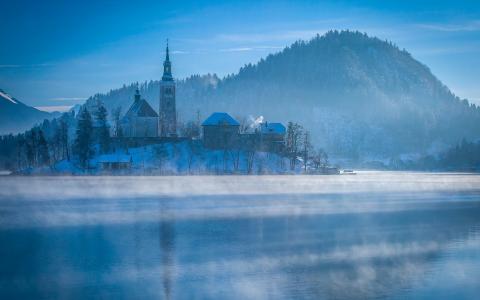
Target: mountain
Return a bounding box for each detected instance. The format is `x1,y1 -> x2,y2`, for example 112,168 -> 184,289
0,89 -> 57,135
88,30 -> 480,160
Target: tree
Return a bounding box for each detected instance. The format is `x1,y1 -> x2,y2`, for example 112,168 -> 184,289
59,116 -> 70,161
181,120 -> 201,139
50,122 -> 61,163
244,149 -> 255,174
154,143 -> 169,174
52,115 -> 70,162
301,130 -> 313,172
111,106 -> 123,138
185,139 -> 201,174
96,104 -> 110,153
37,130 -> 50,166
16,134 -> 26,170
25,130 -> 37,167
312,148 -> 329,171
230,148 -> 241,173
236,116 -> 250,134
285,122 -> 303,171
74,107 -> 94,169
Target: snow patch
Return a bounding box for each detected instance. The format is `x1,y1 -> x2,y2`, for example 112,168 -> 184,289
0,90 -> 17,104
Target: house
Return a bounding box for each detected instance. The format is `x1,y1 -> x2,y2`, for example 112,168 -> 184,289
202,112 -> 240,149
97,154 -> 132,170
258,122 -> 286,152
121,88 -> 159,138
239,121 -> 286,152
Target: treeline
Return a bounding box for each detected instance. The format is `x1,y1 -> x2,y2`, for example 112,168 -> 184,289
0,96 -> 332,174
389,139 -> 480,171
0,112 -> 75,171
0,102 -> 111,172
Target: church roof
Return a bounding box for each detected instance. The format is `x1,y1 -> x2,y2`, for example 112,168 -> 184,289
124,98 -> 158,118
202,112 -> 240,126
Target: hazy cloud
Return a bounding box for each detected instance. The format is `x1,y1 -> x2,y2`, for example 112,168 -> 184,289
218,45 -> 288,52
416,20 -> 480,32
413,44 -> 480,55
216,29 -> 328,43
51,97 -> 87,101
35,105 -> 73,112
0,63 -> 55,69
171,50 -> 189,54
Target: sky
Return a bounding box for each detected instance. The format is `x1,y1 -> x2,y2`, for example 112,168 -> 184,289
1,0 -> 479,111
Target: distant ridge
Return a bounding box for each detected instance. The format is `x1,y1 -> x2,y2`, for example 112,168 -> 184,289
0,89 -> 57,135
85,30 -> 480,159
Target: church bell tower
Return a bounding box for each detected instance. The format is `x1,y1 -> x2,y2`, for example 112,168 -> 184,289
159,40 -> 177,137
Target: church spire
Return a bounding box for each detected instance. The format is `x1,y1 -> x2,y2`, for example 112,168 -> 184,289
162,39 -> 173,81
134,83 -> 141,102
166,39 -> 170,62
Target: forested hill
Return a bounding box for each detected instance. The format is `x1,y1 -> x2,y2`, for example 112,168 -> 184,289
90,30 -> 480,159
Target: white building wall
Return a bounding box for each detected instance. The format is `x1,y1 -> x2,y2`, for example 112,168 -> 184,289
122,117 -> 158,138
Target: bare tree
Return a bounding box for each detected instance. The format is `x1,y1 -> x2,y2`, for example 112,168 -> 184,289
236,116 -> 249,134
185,139 -> 201,174
256,154 -> 266,174
154,143 -> 168,174
230,148 -> 241,173
181,120 -> 201,139
312,148 -> 329,171
285,122 -> 303,171
301,130 -> 313,173
245,149 -> 256,174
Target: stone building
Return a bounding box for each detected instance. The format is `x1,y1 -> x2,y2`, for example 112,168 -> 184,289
202,112 -> 240,149
121,88 -> 159,138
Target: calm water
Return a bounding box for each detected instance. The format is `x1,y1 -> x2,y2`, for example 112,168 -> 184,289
0,172 -> 479,299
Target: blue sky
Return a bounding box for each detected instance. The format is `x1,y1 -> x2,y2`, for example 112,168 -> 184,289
1,0 -> 479,111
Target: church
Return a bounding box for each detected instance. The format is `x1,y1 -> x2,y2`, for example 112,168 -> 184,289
121,43 -> 177,138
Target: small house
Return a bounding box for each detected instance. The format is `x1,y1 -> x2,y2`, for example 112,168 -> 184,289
258,122 -> 286,152
202,112 -> 240,149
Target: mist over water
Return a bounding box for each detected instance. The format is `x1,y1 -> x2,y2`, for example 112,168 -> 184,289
1,172 -> 479,299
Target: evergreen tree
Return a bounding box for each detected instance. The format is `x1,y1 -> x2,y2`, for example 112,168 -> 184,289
74,107 -> 94,169
25,130 -> 37,167
37,130 -> 50,166
111,106 -> 123,138
96,104 -> 110,153
59,116 -> 70,161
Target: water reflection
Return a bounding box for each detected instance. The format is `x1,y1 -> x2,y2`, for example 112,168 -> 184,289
159,202 -> 175,300
0,174 -> 479,299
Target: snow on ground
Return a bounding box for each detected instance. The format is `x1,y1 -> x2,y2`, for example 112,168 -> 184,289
118,140 -> 293,175
28,141 -> 297,175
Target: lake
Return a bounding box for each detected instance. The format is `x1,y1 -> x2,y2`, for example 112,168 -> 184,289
0,172 -> 479,299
